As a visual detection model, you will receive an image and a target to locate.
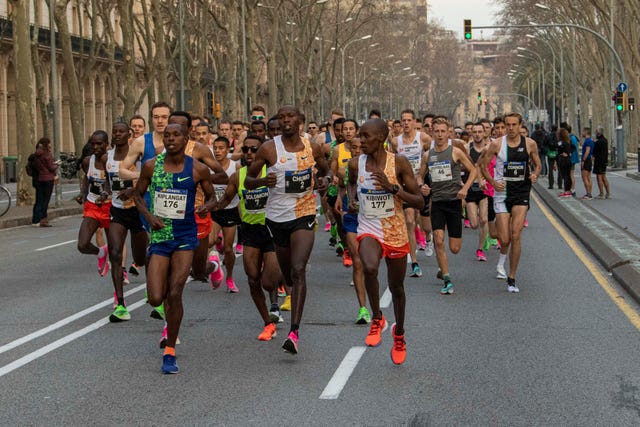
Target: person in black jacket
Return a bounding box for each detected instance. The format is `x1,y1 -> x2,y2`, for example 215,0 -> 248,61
530,123 -> 547,176
556,128 -> 574,197
593,126 -> 611,199
542,124 -> 561,189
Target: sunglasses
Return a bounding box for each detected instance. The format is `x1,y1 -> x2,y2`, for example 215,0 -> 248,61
308,126 -> 317,130
251,115 -> 265,120
241,146 -> 259,153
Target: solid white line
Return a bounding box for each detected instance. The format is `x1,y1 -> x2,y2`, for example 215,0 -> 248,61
319,346 -> 367,400
380,287 -> 392,308
0,284 -> 146,355
35,239 -> 76,252
0,298 -> 147,378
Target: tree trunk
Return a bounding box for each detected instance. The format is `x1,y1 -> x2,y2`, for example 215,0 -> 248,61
8,0 -> 36,205
151,0 -> 170,104
117,0 -> 137,119
245,0 -> 258,111
31,0 -> 50,138
53,0 -> 85,153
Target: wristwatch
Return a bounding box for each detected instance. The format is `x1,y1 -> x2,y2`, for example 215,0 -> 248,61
391,184 -> 400,195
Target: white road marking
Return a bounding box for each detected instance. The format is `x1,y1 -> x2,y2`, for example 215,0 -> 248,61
35,239 -> 77,252
0,298 -> 147,378
380,287 -> 392,308
319,346 -> 367,400
0,284 -> 146,355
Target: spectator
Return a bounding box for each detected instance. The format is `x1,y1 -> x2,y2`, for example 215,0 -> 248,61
556,128 -> 574,197
530,123 -> 547,176
32,137 -> 58,227
543,124 -> 560,189
593,126 -> 611,199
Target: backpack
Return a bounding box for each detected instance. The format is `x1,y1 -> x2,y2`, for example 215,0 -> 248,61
26,154 -> 38,177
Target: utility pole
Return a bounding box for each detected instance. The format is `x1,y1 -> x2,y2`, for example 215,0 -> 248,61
49,1 -> 61,207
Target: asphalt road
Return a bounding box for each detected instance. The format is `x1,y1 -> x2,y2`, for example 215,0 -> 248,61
1,196 -> 640,426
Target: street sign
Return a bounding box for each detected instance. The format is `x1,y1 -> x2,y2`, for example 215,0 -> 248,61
617,82 -> 627,92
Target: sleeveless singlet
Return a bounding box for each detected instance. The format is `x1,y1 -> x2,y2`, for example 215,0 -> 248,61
266,135 -> 316,222
238,165 -> 269,225
87,155 -> 109,204
106,149 -> 138,209
468,144 -> 484,192
397,131 -> 423,175
214,160 -> 239,209
494,135 -> 530,198
356,153 -> 407,248
149,153 -> 197,244
427,145 -> 461,202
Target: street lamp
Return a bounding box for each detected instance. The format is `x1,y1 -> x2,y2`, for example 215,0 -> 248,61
517,47 -> 546,125
341,34 -> 372,114
526,34 -> 557,125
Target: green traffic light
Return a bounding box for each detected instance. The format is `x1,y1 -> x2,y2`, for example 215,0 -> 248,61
465,33 -> 472,40
616,104 -> 623,111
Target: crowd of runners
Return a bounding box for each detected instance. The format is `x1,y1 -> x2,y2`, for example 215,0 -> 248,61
74,101 -> 541,373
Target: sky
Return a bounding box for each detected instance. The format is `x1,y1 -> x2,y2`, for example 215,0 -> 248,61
428,0 -> 500,39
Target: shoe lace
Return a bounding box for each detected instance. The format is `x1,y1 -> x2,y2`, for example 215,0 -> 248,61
393,334 -> 405,351
368,319 -> 382,336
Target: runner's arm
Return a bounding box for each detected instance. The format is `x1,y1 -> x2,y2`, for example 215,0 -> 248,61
118,136 -> 144,179
526,138 -> 541,183
194,160 -> 215,216
346,158 -> 359,213
394,155 -> 424,210
207,171 -> 238,212
245,141 -> 275,190
454,147 -> 477,198
133,160 -> 164,230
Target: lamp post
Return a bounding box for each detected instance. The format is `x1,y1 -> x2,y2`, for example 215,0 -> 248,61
526,34 -> 557,125
341,34 -> 372,114
517,47 -> 546,126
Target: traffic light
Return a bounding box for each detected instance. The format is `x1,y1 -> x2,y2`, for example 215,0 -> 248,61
464,19 -> 472,40
615,90 -> 624,111
477,90 -> 482,102
629,97 -> 635,111
215,103 -> 221,119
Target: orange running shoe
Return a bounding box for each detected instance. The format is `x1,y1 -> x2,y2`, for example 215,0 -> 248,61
258,323 -> 277,341
390,323 -> 406,365
365,315 -> 387,347
343,250 -> 353,267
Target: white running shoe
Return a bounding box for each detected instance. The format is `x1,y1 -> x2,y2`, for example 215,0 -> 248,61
496,265 -> 507,280
425,240 -> 434,257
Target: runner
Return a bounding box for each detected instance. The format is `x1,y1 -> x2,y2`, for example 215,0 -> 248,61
347,118 -> 423,365
423,117 -> 477,294
77,131 -> 111,277
244,105 -> 329,355
105,122 -> 149,322
479,113 -> 541,292
324,117 -> 346,249
208,133 -> 283,340
133,123 -> 215,374
465,122 -> 489,262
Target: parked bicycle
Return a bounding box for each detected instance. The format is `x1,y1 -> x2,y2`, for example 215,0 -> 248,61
0,184 -> 11,217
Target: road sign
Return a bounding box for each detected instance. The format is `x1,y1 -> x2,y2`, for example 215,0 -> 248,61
617,82 -> 627,92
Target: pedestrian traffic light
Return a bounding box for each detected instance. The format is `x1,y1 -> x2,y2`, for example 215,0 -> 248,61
615,91 -> 624,111
629,97 -> 635,111
477,90 -> 482,102
464,19 -> 472,40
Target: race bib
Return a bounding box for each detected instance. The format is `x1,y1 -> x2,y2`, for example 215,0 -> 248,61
154,188 -> 187,220
360,188 -> 395,219
110,177 -> 133,192
408,155 -> 421,175
504,161 -> 526,182
429,160 -> 452,182
89,180 -> 104,195
243,187 -> 269,213
214,185 -> 226,202
285,168 -> 312,195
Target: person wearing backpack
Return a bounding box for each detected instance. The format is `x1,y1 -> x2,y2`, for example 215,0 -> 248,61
31,137 -> 58,227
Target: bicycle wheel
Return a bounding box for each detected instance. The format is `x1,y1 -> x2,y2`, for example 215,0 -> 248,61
0,185 -> 11,217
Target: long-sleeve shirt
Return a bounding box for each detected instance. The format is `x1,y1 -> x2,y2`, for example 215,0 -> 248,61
35,148 -> 58,182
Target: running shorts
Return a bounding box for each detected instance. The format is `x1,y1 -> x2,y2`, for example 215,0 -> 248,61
211,207 -> 241,228
240,222 -> 274,252
265,215 -> 316,248
430,199 -> 463,238
357,233 -> 410,259
84,200 -> 111,229
110,205 -> 144,233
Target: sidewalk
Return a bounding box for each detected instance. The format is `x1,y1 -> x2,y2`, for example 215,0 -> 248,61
533,163 -> 640,303
0,180 -> 83,229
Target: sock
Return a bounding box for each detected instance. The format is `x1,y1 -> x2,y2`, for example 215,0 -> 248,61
290,324 -> 299,333
498,254 -> 507,268
163,346 -> 175,356
270,303 -> 279,311
507,277 -> 515,286
117,296 -> 125,307
97,246 -> 106,258
443,274 -> 451,283
412,262 -> 419,269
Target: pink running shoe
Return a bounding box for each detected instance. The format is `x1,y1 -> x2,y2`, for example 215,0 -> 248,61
122,268 -> 130,285
235,244 -> 243,254
464,219 -> 471,228
324,222 -> 331,232
282,330 -> 299,354
112,291 -> 118,309
523,219 -> 529,228
476,249 -> 487,262
208,253 -> 224,290
226,277 -> 239,293
97,245 -> 109,277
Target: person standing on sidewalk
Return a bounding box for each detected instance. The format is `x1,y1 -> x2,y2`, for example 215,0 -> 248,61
579,127 -> 595,200
543,124 -> 560,189
32,137 -> 59,227
556,128 -> 574,198
593,126 -> 611,199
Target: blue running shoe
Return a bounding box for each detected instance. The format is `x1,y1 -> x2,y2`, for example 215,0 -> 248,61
162,354 -> 179,374
440,282 -> 454,295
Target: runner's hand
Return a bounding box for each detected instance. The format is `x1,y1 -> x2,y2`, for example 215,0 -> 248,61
316,176 -> 329,195
371,170 -> 392,191
118,188 -> 135,201
494,181 -> 506,192
529,173 -> 538,184
195,205 -> 209,218
420,184 -> 431,197
149,216 -> 165,230
457,188 -> 467,200
265,173 -> 277,188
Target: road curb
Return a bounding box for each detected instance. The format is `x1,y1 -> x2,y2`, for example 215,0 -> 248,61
0,205 -> 83,229
533,184 -> 640,304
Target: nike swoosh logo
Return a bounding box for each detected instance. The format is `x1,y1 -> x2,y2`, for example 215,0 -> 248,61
177,176 -> 190,182
308,221 -> 315,228
179,244 -> 189,248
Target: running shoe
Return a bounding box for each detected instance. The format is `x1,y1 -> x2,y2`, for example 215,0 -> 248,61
159,326 -> 180,348
483,235 -> 491,251
282,330 -> 299,354
464,219 -> 471,228
390,323 -> 406,365
491,238 -> 500,250
258,323 -> 277,341
161,354 -> 179,374
580,194 -> 593,200
476,249 -> 487,262
496,265 -> 507,280
417,241 -> 426,251
122,268 -> 130,285
269,308 -> 284,323
409,263 -> 422,278
128,263 -> 141,276
507,284 -> 520,293
150,303 -> 165,320
343,250 -> 353,267
329,236 -> 337,247
425,240 -> 434,257
336,242 -> 344,256
440,282 -> 454,295
226,278 -> 239,293
324,222 -> 331,232
277,285 -> 287,297
235,244 -> 243,254
208,253 -> 224,289
356,307 -> 371,325
97,245 -> 109,277
280,295 -> 291,311
559,191 -> 572,198
365,315 -> 387,347
109,305 -> 131,322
